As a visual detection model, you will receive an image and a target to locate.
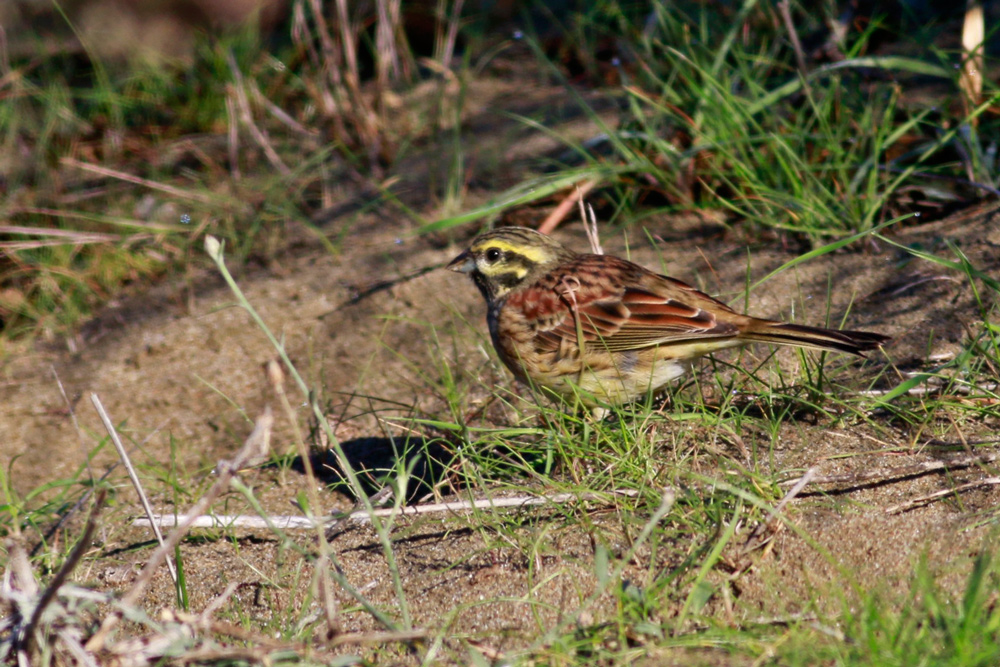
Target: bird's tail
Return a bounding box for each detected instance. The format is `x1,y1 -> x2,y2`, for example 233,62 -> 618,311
740,321 -> 890,357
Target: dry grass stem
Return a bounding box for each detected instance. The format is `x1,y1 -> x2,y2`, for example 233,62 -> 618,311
0,225 -> 118,242
580,198 -> 603,254
961,1 -> 984,115
777,0 -> 811,95
249,83 -> 318,137
226,51 -> 291,176
437,0 -> 465,72
0,238 -> 124,251
12,208 -> 190,233
91,393 -> 177,586
225,94 -> 241,181
375,0 -> 403,90
0,225 -> 123,252
334,0 -> 362,100
59,158 -> 220,206
200,582 -> 240,622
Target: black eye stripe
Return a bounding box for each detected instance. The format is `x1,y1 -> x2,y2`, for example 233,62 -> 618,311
494,271 -> 525,289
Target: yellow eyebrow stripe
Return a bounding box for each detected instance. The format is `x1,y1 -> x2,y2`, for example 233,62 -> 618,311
473,239 -> 549,264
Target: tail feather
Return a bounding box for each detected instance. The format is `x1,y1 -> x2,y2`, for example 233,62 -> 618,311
740,322 -> 890,357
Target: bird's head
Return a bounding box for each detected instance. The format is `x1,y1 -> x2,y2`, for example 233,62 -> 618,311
447,227 -> 576,302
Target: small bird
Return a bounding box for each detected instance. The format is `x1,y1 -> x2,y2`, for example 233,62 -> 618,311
448,226 -> 889,408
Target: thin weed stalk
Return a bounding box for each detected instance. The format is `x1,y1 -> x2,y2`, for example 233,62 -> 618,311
204,235 -> 413,630
265,359 -> 340,638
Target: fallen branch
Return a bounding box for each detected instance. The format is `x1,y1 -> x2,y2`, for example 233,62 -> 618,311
886,476 -> 1000,514
133,489 -> 642,532
780,450 -> 1000,488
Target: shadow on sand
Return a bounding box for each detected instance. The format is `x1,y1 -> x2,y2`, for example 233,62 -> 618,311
288,435 -> 456,503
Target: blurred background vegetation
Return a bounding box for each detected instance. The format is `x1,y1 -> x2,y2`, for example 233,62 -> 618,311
0,0 -> 997,350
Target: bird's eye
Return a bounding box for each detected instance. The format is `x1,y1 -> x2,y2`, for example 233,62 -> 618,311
485,247 -> 502,263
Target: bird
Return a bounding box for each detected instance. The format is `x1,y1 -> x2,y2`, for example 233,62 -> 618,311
448,226 -> 889,409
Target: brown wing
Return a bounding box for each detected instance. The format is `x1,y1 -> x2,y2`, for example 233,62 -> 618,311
518,254 -> 742,354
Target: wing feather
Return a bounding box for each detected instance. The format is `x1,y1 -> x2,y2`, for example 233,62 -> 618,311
535,285 -> 739,354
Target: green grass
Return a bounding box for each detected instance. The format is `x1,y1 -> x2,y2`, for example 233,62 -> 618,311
428,2 -> 999,239
768,550 -> 1000,666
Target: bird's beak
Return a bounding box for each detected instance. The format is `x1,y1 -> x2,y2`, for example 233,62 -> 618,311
447,250 -> 475,274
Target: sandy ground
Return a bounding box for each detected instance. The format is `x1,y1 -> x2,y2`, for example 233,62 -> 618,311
3,72 -> 1000,661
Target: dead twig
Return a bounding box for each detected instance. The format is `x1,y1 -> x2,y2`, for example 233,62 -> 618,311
386,488 -> 635,524
886,476 -> 1000,514
857,381 -> 999,397
131,515 -> 312,530
780,449 -> 1000,488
